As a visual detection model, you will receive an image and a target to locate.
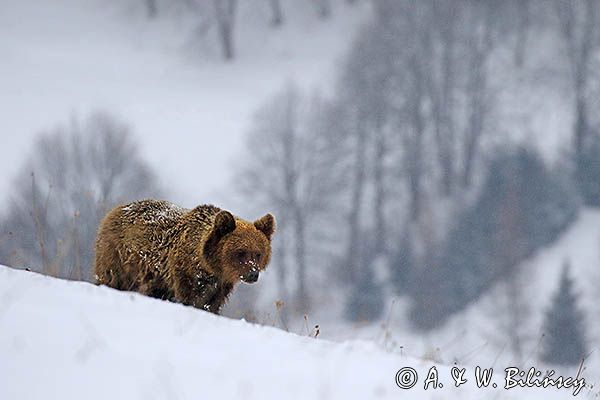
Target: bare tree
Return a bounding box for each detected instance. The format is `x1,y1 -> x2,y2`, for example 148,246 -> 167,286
269,0 -> 284,27
235,92 -> 299,309
460,1 -> 496,189
491,174 -> 530,362
338,34 -> 372,279
213,0 -> 238,60
345,112 -> 368,280
145,0 -> 158,18
514,0 -> 531,67
0,112 -> 162,280
313,0 -> 331,19
280,87 -> 308,310
399,1 -> 432,220
554,0 -> 599,178
428,0 -> 459,196
236,85 -> 348,312
338,16 -> 399,267
372,118 -> 387,255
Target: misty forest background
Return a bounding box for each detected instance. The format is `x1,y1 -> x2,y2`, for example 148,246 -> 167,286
2,0 -> 600,368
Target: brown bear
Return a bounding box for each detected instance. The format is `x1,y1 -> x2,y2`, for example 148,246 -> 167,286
94,199 -> 275,313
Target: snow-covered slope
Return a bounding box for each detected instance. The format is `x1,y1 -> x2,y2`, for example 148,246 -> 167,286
424,208 -> 600,375
0,265 -> 592,399
0,0 -> 369,209
314,208 -> 600,397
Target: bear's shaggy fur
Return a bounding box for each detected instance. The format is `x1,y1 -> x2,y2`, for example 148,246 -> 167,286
94,199 -> 275,313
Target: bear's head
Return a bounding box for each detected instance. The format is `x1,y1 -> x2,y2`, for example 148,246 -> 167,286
204,211 -> 275,285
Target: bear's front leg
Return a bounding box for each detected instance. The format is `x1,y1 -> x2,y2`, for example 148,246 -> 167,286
172,268 -> 219,311
204,283 -> 234,313
193,277 -> 220,312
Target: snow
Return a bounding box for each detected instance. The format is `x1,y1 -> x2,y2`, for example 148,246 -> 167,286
1,2 -> 599,396
0,0 -> 369,210
442,208 -> 600,367
0,265 -> 595,399
310,209 -> 600,395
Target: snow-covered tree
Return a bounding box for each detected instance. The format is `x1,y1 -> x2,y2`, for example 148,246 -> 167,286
540,262 -> 588,366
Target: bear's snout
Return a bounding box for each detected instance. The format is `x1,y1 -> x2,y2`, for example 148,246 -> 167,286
241,269 -> 259,284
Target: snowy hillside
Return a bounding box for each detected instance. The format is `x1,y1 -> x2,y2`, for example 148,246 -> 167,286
0,265 -> 593,399
0,0 -> 369,209
2,1 -> 600,396
315,209 -> 600,395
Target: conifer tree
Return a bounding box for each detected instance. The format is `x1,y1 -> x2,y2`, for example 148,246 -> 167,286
540,262 -> 587,365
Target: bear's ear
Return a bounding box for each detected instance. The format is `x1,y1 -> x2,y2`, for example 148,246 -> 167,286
213,211 -> 236,237
204,211 -> 236,258
254,213 -> 275,240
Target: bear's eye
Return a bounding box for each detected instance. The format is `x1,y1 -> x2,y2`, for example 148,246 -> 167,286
234,250 -> 248,262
